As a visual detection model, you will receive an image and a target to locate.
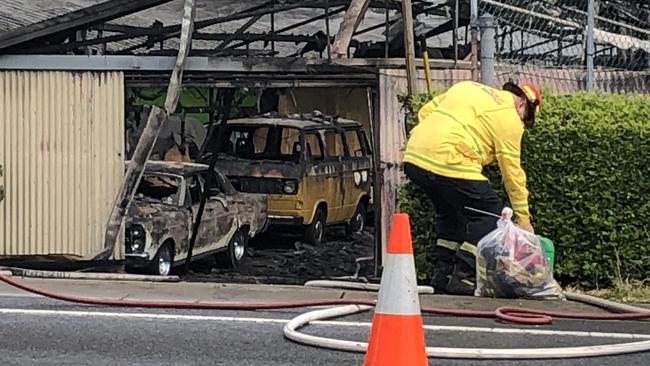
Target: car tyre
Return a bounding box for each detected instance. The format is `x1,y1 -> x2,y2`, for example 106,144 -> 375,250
305,208 -> 327,245
346,202 -> 367,237
147,242 -> 173,276
216,229 -> 247,269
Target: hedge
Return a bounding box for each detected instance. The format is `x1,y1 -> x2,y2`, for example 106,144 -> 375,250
399,91 -> 650,288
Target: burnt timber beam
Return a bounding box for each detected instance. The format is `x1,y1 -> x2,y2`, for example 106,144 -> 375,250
16,31 -> 153,54
0,55 -> 475,72
139,0 -> 398,45
229,6 -> 347,49
215,14 -> 264,51
353,3 -> 446,37
195,32 -> 316,43
92,24 -> 145,34
20,1 -> 275,54
0,0 -> 173,51
331,0 -> 372,58
148,49 -> 279,57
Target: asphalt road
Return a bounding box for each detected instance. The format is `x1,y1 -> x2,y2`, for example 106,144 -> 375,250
1,294 -> 649,366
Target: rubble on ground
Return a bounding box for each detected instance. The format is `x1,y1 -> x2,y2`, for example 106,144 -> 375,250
185,228 -> 376,285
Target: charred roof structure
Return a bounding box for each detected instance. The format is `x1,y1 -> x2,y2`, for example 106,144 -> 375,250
0,0 -> 451,58
0,0 -> 646,70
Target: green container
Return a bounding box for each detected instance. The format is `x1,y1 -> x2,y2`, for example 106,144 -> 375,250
537,235 -> 555,273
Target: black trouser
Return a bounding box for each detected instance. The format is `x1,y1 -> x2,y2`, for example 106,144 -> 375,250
404,162 -> 503,273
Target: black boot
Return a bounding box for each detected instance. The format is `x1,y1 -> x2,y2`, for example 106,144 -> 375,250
430,260 -> 453,293
446,261 -> 476,296
430,246 -> 456,293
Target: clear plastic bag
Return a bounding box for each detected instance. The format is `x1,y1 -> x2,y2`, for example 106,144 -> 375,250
475,208 -> 564,300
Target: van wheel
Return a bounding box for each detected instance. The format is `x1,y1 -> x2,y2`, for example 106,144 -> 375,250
305,208 -> 326,245
147,242 -> 173,276
346,202 -> 367,237
216,230 -> 247,269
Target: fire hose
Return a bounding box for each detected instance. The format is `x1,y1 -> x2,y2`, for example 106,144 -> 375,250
0,273 -> 649,359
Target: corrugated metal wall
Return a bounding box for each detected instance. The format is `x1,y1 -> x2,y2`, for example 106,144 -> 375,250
0,71 -> 125,258
377,69 -> 431,257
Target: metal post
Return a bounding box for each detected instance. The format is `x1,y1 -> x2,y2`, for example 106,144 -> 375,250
479,14 -> 496,86
453,0 -> 459,64
470,0 -> 479,81
325,0 -> 332,60
586,0 -> 595,90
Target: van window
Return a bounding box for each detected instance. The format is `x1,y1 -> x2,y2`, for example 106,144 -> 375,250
304,133 -> 323,161
280,128 -> 301,156
218,125 -> 301,162
360,130 -> 372,155
325,131 -> 346,158
251,127 -> 269,154
345,130 -> 364,157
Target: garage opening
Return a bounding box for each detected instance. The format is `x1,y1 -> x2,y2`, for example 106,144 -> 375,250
124,82 -> 379,284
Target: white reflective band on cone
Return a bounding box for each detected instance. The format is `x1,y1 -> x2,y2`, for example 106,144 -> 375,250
375,254 -> 421,315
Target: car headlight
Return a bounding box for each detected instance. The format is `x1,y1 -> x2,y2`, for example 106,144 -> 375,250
282,181 -> 297,194
131,227 -> 142,238
128,225 -> 146,253
132,239 -> 144,252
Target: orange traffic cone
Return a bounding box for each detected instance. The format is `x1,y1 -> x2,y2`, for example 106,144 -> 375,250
363,213 -> 428,366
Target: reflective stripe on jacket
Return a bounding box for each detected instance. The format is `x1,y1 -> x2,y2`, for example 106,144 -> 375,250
403,81 -> 531,224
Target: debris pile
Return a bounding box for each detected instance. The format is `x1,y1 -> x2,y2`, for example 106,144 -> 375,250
187,229 -> 375,285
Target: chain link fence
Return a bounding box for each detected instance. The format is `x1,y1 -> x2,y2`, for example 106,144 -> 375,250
478,0 -> 649,93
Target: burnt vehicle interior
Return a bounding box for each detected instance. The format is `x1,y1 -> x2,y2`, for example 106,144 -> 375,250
218,125 -> 303,163
136,175 -> 182,205
126,87 -> 377,283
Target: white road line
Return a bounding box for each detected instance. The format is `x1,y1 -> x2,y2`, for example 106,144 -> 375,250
1,307 -> 649,340
0,292 -> 39,298
0,308 -> 287,325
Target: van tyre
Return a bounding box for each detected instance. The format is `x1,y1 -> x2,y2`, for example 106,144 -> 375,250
147,242 -> 173,276
346,202 -> 367,238
305,208 -> 326,245
216,230 -> 247,269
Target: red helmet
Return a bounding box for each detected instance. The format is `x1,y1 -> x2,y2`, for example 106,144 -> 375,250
503,81 -> 542,127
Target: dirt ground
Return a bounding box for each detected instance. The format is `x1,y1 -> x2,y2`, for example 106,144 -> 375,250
186,227 -> 377,285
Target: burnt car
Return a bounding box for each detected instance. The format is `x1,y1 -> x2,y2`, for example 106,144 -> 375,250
208,113 -> 373,245
124,161 -> 267,275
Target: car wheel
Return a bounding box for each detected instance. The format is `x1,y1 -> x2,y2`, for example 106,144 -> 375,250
216,230 -> 247,269
346,202 -> 367,237
305,208 -> 327,245
147,242 -> 173,276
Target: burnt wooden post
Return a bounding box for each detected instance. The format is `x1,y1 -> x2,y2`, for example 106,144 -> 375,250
98,0 -> 196,260
331,0 -> 371,58
402,0 -> 417,96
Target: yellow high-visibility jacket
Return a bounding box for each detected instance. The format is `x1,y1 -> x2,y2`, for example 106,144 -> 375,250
403,81 -> 531,224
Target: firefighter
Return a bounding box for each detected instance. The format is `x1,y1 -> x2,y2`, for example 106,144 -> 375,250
403,80 -> 542,295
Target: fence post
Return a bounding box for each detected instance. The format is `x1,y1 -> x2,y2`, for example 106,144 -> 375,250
470,0 -> 479,81
586,0 -> 595,90
479,14 -> 496,87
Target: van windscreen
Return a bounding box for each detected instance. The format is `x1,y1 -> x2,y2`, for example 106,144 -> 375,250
218,125 -> 302,162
